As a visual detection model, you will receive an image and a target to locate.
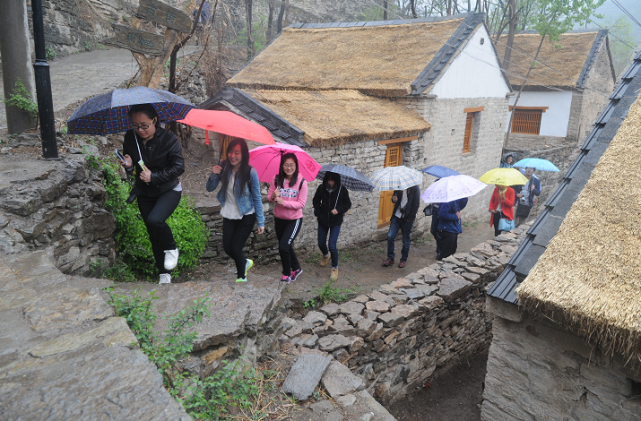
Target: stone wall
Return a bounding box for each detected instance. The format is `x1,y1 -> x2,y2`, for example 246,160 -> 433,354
278,225 -> 530,404
482,303 -> 641,421
0,153 -> 116,275
419,95 -> 510,223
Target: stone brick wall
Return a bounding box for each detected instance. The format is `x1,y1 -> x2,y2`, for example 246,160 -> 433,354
0,154 -> 116,275
482,305 -> 641,421
578,40 -> 616,145
279,226 -> 530,404
417,95 -> 509,223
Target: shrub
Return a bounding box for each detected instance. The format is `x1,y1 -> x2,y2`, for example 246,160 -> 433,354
1,78 -> 38,120
98,156 -> 208,278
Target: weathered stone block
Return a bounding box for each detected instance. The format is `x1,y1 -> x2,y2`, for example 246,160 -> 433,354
319,334 -> 352,352
437,278 -> 472,303
321,360 -> 365,398
282,350 -> 333,401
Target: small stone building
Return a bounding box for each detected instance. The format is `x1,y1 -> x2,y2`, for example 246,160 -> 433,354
497,29 -> 616,149
481,49 -> 641,420
200,13 -> 511,251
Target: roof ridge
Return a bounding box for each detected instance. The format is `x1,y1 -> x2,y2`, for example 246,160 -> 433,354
576,29 -> 609,88
288,13 -> 472,29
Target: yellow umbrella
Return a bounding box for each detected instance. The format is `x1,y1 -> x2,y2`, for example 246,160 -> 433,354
479,168 -> 529,186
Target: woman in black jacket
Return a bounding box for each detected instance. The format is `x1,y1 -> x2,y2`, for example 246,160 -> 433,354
312,172 -> 351,282
121,104 -> 185,285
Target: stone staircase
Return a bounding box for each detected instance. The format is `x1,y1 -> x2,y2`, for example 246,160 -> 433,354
0,251 -> 191,420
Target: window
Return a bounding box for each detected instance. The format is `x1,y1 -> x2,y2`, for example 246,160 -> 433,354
510,106 -> 548,135
463,113 -> 474,153
462,106 -> 484,154
378,144 -> 402,228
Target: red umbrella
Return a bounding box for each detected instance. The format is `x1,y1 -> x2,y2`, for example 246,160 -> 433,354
176,109 -> 276,146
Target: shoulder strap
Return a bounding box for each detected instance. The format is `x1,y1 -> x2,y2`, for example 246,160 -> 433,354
299,177 -> 305,190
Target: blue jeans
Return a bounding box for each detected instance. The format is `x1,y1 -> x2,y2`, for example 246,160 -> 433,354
387,215 -> 413,262
318,224 -> 341,268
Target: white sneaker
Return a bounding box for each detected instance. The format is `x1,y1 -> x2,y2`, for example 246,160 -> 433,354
164,249 -> 179,270
159,273 -> 171,284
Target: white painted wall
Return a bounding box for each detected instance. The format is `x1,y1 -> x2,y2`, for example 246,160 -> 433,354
430,26 -> 511,99
504,90 -> 573,137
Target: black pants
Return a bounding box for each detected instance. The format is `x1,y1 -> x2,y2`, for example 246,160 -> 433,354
222,214 -> 256,278
137,190 -> 181,274
492,212 -> 509,237
275,217 -> 302,276
437,230 -> 458,260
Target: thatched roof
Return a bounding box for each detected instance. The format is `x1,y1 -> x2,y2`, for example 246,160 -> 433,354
243,89 -> 430,146
228,18 -> 465,97
516,93 -> 641,363
495,30 -> 602,88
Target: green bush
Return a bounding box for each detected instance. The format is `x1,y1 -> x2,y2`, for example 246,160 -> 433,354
1,78 -> 38,119
97,156 -> 208,278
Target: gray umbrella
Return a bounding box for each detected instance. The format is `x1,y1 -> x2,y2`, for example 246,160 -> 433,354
315,164 -> 375,192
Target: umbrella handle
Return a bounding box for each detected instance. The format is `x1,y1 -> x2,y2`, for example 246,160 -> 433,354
206,131 -> 209,146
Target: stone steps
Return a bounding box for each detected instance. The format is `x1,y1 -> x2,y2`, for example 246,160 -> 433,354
0,251 -> 191,421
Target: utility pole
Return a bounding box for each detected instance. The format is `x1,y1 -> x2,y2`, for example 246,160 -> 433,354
0,0 -> 37,133
31,0 -> 58,158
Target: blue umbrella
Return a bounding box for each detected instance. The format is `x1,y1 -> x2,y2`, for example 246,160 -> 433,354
316,164 -> 375,192
67,86 -> 194,135
513,158 -> 560,172
420,165 -> 460,178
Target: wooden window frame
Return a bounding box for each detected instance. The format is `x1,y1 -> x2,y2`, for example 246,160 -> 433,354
510,107 -> 546,135
462,112 -> 474,154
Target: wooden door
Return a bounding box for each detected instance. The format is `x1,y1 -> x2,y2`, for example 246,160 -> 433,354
378,145 -> 402,227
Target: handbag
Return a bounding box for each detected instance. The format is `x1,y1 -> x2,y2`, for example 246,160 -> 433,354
423,205 -> 432,216
498,217 -> 515,232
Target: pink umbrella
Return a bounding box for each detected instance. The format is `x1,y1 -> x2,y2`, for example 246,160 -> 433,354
249,143 -> 322,183
176,109 -> 276,146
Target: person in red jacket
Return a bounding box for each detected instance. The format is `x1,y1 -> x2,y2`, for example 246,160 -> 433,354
489,185 -> 515,237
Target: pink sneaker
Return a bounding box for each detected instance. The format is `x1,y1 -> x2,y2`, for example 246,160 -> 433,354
280,274 -> 292,283
290,268 -> 303,282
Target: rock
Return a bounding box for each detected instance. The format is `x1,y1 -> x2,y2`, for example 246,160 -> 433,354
321,360 -> 365,398
320,303 -> 340,317
364,309 -> 380,320
390,278 -> 413,289
378,312 -> 404,327
356,318 -> 376,336
391,304 -> 420,318
319,334 -> 352,352
310,400 -> 335,414
461,272 -> 481,283
348,336 -> 364,353
203,345 -> 230,366
418,267 -> 440,278
292,334 -> 319,348
495,252 -> 512,265
353,294 -> 370,304
495,233 -> 516,242
282,317 -> 296,331
500,244 -> 518,255
467,256 -> 486,267
389,294 -> 409,304
400,288 -> 424,300
437,278 -> 472,303
466,266 -> 489,276
423,275 -> 440,285
285,320 -> 303,338
366,323 -> 385,341
379,285 -> 397,294
415,284 -> 438,296
328,317 -> 357,336
442,256 -> 463,266
303,311 -> 328,326
281,350 -> 333,401
365,300 -> 390,313
339,301 -> 364,318
367,290 -> 388,301
337,394 -> 357,407
325,411 -> 344,421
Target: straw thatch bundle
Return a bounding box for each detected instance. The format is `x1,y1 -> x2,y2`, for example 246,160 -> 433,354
517,94 -> 641,364
229,19 -> 464,97
495,32 -> 599,87
245,89 -> 430,146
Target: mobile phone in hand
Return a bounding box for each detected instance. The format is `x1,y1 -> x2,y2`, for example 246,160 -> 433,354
114,148 -> 125,163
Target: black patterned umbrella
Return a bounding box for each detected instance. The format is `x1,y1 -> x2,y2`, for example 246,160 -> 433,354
315,164 -> 375,192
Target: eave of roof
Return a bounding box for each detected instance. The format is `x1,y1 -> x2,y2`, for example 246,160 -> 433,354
488,49 -> 641,305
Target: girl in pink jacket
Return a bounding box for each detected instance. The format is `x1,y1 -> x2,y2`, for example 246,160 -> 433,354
267,153 -> 308,282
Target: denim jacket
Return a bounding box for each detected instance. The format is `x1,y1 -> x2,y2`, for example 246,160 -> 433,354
206,167 -> 265,227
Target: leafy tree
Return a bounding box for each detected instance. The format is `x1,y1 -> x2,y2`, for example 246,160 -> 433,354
601,15 -> 637,77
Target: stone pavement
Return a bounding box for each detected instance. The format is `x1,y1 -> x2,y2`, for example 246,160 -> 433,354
0,251 -> 192,420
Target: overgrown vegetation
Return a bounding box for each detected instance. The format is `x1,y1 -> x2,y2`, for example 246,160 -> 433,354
106,287 -> 291,420
45,46 -> 57,61
88,155 -> 208,279
1,78 -> 38,122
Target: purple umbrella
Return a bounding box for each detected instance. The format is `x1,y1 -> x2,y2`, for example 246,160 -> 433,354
421,175 -> 487,203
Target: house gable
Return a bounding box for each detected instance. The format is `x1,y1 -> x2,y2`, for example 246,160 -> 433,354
430,24 -> 511,99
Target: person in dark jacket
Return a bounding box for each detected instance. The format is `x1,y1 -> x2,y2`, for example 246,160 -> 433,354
121,104 -> 185,284
382,184 -> 421,268
313,172 -> 351,282
436,197 -> 468,260
513,167 -> 541,226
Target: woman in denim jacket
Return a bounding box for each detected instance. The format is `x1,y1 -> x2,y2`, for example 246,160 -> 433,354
206,138 -> 265,282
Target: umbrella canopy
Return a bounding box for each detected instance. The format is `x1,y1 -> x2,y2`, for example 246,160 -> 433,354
315,164 -> 375,192
513,157 -> 560,172
479,168 -> 529,186
249,143 -> 322,183
176,109 -> 276,146
67,86 -> 194,135
370,166 -> 423,191
421,175 -> 487,203
420,165 -> 460,178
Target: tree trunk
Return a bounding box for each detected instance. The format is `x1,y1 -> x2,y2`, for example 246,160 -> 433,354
502,0 -> 516,72
245,0 -> 254,60
277,0 -> 286,32
410,0 -> 417,18
267,0 -> 275,41
383,0 -> 388,19
447,0 -> 452,16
